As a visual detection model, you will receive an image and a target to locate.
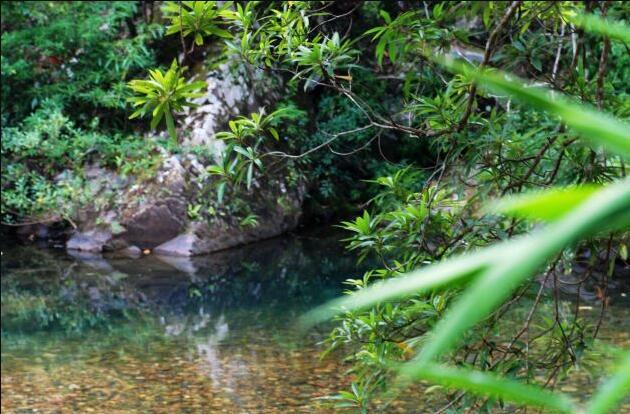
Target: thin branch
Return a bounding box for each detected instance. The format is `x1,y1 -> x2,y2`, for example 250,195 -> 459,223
595,4 -> 611,109
263,124 -> 375,159
458,1 -> 522,130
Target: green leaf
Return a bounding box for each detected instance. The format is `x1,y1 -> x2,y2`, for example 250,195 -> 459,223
568,13 -> 630,43
233,145 -> 252,158
207,26 -> 232,39
379,10 -> 391,24
150,109 -> 164,129
489,185 -> 601,221
216,181 -> 226,204
246,163 -> 253,190
268,127 -> 280,141
206,165 -> 225,176
406,363 -> 576,413
438,58 -> 630,158
585,352 -> 630,414
300,244 -> 494,327
411,179 -> 630,365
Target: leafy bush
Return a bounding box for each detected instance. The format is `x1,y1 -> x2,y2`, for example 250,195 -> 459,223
304,11 -> 630,413
127,59 -> 207,142
1,102 -> 167,223
1,1 -> 161,128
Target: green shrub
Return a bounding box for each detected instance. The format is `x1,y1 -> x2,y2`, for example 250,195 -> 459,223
1,1 -> 160,127
1,102 -> 167,223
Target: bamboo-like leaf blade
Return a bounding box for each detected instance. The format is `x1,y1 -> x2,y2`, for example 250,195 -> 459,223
489,185 -> 601,221
440,58 -> 630,158
585,352 -> 630,414
407,363 -> 576,413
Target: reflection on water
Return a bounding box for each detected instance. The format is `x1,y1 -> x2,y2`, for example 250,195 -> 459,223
1,229 -> 376,412
1,229 -> 629,413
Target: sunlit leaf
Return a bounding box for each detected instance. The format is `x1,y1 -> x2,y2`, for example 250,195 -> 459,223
489,185 -> 601,221
568,13 -> 630,43
585,352 -> 630,414
439,58 -> 630,158
406,363 -> 576,413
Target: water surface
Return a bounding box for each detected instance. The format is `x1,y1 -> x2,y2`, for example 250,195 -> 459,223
2,230 -> 629,413
2,230 -> 367,413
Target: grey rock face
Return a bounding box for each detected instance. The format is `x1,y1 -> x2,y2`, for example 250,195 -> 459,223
58,62 -> 297,256
154,180 -> 305,257
64,152 -> 305,256
180,60 -> 280,152
122,202 -> 186,247
66,229 -> 114,252
119,156 -> 187,247
154,234 -> 197,257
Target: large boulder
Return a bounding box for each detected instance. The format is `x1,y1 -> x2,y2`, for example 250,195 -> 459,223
63,152 -> 305,256
116,155 -> 187,247
180,59 -> 281,150
66,229 -> 114,253
155,179 -> 306,256
58,60 -> 296,256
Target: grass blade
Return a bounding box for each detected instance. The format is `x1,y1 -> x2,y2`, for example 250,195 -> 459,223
568,13 -> 630,43
300,245 -> 495,328
489,185 -> 601,221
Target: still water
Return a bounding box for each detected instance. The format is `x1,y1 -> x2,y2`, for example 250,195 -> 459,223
2,229 -> 369,413
1,229 -> 629,413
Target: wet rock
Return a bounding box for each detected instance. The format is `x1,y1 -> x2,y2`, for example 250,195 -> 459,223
154,234 -> 197,257
66,229 -> 112,252
153,253 -> 200,278
121,245 -> 142,259
66,249 -> 114,272
119,156 -> 187,247
154,180 -> 305,257
16,223 -> 50,240
122,202 -> 186,247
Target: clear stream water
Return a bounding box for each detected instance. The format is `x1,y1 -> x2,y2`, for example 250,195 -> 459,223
1,229 -> 629,413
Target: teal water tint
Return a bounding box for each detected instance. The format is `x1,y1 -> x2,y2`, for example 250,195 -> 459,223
1,229 -> 629,413
1,229 -> 379,413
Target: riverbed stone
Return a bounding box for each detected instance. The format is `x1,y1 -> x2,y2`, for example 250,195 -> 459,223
66,229 -> 113,252
154,234 -> 197,257
121,245 -> 142,258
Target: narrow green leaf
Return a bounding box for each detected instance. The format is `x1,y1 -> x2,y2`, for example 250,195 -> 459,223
207,26 -> 232,39
412,179 -> 630,365
268,127 -> 280,141
489,185 -> 601,221
439,58 -> 630,158
246,163 -> 253,190
585,352 -> 630,414
407,363 -> 576,413
300,244 -> 496,328
568,13 -> 630,43
217,181 -> 226,204
233,145 -> 252,158
150,109 -> 164,129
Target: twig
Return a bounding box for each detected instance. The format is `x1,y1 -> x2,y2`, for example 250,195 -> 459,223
551,23 -> 565,82
595,2 -> 611,109
458,1 -> 522,130
593,235 -> 613,338
263,124 -> 374,159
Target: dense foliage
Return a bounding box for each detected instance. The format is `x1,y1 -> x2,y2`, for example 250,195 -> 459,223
2,1 -> 629,413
